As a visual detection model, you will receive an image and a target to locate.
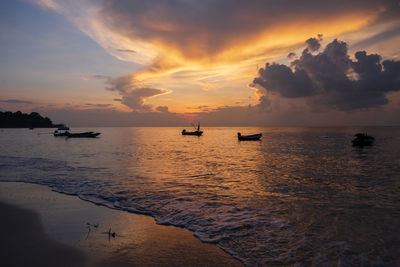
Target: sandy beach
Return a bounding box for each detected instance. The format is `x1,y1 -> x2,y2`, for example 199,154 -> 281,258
0,182 -> 242,266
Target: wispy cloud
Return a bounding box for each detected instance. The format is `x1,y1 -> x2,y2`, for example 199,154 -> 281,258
116,48 -> 136,53
351,25 -> 400,50
0,99 -> 34,104
83,74 -> 170,111
32,0 -> 399,110
155,106 -> 168,113
84,103 -> 112,108
31,0 -> 400,116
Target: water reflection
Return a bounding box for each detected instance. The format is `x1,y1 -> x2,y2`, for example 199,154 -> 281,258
0,127 -> 399,265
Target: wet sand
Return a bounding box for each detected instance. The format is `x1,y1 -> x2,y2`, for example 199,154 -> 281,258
0,182 -> 242,266
0,201 -> 87,267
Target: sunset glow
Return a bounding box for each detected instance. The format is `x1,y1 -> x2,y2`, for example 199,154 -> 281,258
1,2 -> 400,265
1,0 -> 399,125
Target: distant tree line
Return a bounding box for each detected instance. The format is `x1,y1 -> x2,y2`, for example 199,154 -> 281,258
0,111 -> 63,128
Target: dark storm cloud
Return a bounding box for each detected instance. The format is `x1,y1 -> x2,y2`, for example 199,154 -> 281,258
99,0 -> 396,59
0,99 -> 33,104
253,63 -> 316,98
253,38 -> 400,111
305,37 -> 321,52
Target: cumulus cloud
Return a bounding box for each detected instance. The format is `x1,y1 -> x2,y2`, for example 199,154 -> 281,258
253,63 -> 316,98
34,0 -> 400,117
253,38 -> 400,111
305,36 -> 321,52
32,0 -> 400,123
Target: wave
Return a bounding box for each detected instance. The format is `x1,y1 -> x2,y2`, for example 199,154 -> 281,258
1,155 -> 397,266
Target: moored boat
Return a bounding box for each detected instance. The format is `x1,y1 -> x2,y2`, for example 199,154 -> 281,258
54,126 -> 100,138
237,132 -> 262,141
53,126 -> 70,136
182,122 -> 203,136
66,131 -> 101,138
352,133 -> 374,146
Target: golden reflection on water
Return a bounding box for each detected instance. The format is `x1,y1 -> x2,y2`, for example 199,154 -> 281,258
1,126 -> 399,265
117,127 -> 269,198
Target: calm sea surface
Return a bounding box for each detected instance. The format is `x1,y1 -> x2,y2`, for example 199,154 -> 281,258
1,127 -> 399,265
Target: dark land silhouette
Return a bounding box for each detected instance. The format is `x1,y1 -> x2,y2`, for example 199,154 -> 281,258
0,110 -> 64,128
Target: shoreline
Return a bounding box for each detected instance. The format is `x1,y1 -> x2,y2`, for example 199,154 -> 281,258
0,181 -> 242,266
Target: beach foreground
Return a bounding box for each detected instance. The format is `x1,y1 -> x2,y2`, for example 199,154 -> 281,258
0,182 -> 242,266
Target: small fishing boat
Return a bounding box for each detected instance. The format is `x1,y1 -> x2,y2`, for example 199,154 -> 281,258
66,131 -> 101,138
352,133 -> 374,146
182,122 -> 203,136
53,126 -> 70,136
54,126 -> 100,138
237,132 -> 262,141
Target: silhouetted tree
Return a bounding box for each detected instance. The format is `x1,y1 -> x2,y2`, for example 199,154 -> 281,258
0,110 -> 59,128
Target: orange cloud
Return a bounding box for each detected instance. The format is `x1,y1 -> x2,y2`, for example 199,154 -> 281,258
33,0 -> 399,113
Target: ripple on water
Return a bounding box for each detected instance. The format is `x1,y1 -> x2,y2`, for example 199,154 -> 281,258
0,127 -> 399,265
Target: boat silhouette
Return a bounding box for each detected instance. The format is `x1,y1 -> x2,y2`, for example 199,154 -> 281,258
53,127 -> 100,138
237,132 -> 262,141
53,127 -> 70,136
66,131 -> 101,138
352,133 -> 374,146
182,122 -> 203,136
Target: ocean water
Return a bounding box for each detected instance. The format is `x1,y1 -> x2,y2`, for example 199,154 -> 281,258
0,127 -> 399,265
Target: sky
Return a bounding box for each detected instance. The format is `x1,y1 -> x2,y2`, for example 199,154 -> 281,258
0,0 -> 399,126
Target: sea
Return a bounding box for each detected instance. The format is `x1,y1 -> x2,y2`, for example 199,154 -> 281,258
0,127 -> 399,266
